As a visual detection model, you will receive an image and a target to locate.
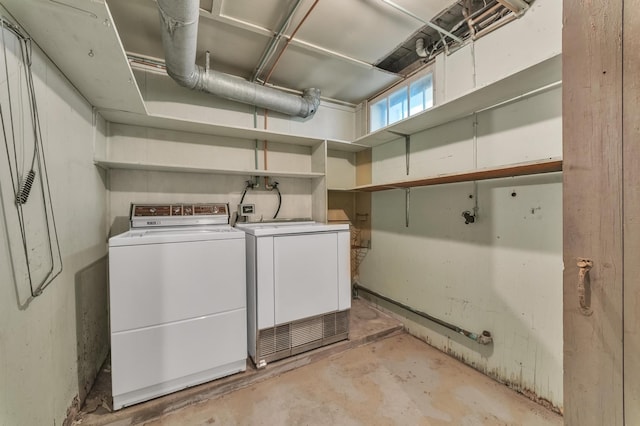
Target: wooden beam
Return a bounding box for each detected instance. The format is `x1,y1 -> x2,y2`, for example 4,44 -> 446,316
624,0 -> 640,422
354,158 -> 562,192
563,0 -> 624,423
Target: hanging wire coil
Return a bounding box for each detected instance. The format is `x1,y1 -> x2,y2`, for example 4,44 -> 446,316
15,169 -> 35,205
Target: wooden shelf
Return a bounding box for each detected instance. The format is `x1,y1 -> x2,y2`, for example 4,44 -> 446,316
354,158 -> 562,192
94,159 -> 325,179
354,54 -> 562,148
99,110 -> 324,146
3,0 -> 147,115
327,139 -> 369,152
328,187 -> 359,192
98,110 -> 369,152
94,55 -> 560,153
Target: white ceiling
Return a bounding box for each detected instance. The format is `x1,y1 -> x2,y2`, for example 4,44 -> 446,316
0,0 -> 458,111
107,0 -> 457,104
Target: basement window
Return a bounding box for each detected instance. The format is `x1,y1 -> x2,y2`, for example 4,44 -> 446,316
369,71 -> 434,132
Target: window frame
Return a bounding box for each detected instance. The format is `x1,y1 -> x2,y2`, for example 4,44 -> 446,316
367,66 -> 435,133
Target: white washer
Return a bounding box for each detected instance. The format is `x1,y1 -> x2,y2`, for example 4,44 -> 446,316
108,203 -> 246,410
236,221 -> 351,366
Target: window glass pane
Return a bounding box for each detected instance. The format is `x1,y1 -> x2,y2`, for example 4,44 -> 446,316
388,87 -> 408,125
369,99 -> 388,132
409,74 -> 434,116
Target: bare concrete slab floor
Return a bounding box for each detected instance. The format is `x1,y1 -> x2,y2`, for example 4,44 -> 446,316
74,299 -> 404,425
141,333 -> 561,426
74,300 -> 561,425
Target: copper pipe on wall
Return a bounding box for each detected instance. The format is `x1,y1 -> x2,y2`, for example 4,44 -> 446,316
263,0 -> 320,84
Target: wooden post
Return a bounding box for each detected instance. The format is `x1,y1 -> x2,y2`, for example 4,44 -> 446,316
563,0 -> 624,424
623,0 -> 640,422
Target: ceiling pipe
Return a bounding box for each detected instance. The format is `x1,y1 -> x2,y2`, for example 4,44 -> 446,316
462,0 -> 476,38
495,0 -> 529,15
156,0 -> 320,119
380,0 -> 463,44
263,0 -> 320,84
251,0 -> 305,82
415,38 -> 428,58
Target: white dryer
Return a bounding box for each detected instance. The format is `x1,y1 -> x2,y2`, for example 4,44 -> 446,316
236,221 -> 351,367
108,203 -> 246,410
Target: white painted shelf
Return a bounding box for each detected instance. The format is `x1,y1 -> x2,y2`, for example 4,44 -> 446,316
99,110 -> 323,146
3,0 -> 147,114
99,110 -> 368,152
95,55 -> 560,153
94,159 -> 325,179
355,54 -> 562,148
327,139 -> 368,152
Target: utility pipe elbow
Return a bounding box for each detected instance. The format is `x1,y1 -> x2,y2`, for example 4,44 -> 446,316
299,88 -> 321,118
416,38 -> 428,58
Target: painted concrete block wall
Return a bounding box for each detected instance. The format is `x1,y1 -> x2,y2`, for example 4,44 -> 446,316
107,170 -> 312,236
105,123 -> 316,232
106,122 -> 315,174
327,149 -> 356,190
436,0 -> 561,105
0,27 -> 109,425
473,0 -> 562,88
441,43 -> 476,102
356,1 -> 560,140
135,70 -> 357,142
359,86 -> 563,409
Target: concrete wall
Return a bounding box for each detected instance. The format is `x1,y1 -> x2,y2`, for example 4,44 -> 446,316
0,25 -> 109,425
135,70 -> 357,142
359,1 -> 564,410
103,70 -> 354,228
0,1 -> 563,423
436,0 -> 561,104
104,123 -> 319,233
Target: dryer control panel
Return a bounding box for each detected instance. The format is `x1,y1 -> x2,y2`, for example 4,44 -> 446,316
130,203 -> 229,228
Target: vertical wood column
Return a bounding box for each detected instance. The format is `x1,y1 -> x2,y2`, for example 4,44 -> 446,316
624,0 -> 640,422
563,0 -> 624,424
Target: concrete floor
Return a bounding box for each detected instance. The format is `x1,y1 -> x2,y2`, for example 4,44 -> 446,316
141,333 -> 561,426
74,300 -> 562,425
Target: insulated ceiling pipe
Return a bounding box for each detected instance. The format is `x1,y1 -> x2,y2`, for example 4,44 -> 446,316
157,0 -> 321,118
415,38 -> 428,57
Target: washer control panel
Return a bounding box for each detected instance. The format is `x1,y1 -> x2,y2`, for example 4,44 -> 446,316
130,203 -> 229,228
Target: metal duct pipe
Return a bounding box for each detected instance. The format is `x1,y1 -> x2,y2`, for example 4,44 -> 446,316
157,0 -> 320,118
415,38 -> 428,58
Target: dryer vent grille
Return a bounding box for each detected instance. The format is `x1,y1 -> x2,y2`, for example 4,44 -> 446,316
257,310 -> 349,364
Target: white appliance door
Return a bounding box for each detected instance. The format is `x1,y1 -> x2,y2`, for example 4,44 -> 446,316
109,238 -> 245,332
111,309 -> 246,400
273,232 -> 339,324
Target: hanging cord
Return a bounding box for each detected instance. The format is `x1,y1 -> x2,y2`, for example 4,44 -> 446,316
1,19 -> 37,204
1,20 -> 34,290
2,21 -> 20,196
21,23 -> 62,296
273,182 -> 281,219
0,18 -> 62,298
239,186 -> 249,204
237,179 -> 281,220
16,28 -> 37,205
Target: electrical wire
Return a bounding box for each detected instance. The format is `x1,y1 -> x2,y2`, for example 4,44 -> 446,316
238,179 -> 281,220
23,23 -> 62,296
16,29 -> 38,205
1,20 -> 34,292
273,184 -> 281,219
2,21 -> 20,196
